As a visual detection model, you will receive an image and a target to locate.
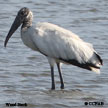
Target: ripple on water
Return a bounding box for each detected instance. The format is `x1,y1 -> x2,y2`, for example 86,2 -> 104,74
0,0 -> 108,108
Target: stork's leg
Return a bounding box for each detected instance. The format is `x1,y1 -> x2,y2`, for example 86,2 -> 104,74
47,57 -> 55,90
57,63 -> 64,89
51,66 -> 55,90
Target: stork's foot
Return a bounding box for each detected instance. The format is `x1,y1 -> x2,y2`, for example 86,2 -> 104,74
51,85 -> 55,90
61,83 -> 64,89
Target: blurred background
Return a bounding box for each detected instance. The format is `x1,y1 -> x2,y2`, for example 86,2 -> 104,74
0,0 -> 108,107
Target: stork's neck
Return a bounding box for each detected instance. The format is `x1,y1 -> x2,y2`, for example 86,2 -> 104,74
21,20 -> 32,30
21,11 -> 33,31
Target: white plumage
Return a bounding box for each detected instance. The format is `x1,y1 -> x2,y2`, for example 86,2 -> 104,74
4,7 -> 103,89
21,22 -> 102,73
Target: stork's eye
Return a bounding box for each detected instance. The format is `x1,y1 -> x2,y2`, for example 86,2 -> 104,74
20,11 -> 25,16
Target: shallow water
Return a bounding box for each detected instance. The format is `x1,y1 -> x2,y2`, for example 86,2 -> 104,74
0,0 -> 108,108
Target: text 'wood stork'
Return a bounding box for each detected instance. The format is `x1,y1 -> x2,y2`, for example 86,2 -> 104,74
4,7 -> 103,90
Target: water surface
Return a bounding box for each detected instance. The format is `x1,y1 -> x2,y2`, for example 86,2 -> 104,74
0,0 -> 108,107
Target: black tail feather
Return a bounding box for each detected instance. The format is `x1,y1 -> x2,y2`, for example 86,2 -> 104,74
59,58 -> 100,71
95,53 -> 103,65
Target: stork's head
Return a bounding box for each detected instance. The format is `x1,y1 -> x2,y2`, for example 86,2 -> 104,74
4,7 -> 33,47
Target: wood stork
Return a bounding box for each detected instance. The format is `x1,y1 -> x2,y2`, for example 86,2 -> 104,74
4,7 -> 103,90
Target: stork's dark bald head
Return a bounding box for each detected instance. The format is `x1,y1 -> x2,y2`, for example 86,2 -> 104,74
4,7 -> 33,47
19,7 -> 30,15
17,7 -> 33,23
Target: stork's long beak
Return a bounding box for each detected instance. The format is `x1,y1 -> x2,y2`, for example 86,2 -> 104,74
4,15 -> 22,47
